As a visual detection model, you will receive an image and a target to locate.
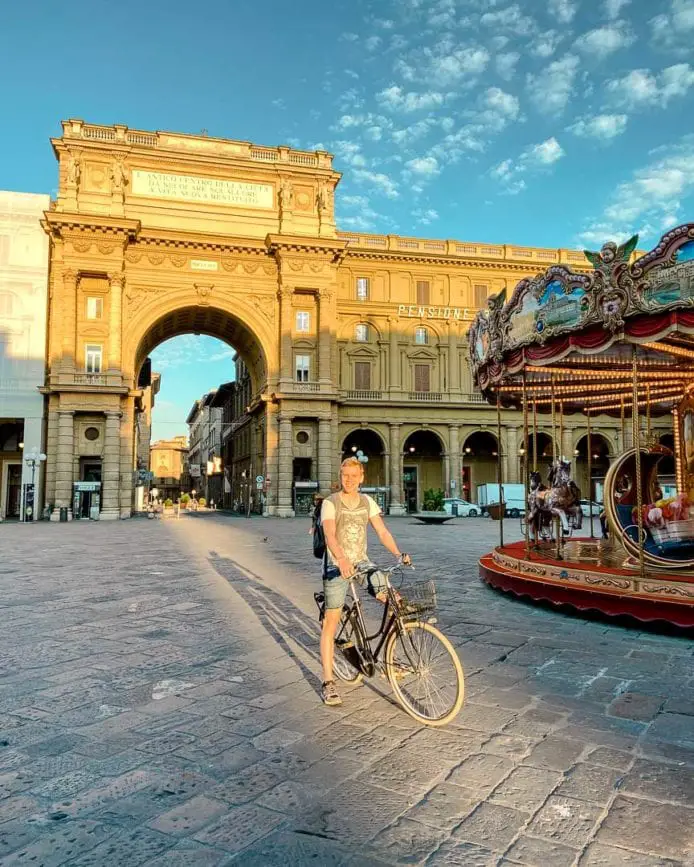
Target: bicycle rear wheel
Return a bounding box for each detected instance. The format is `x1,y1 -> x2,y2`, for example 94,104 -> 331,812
385,621 -> 464,726
333,606 -> 364,685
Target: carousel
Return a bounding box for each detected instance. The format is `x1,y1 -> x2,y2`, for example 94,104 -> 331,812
468,226 -> 694,628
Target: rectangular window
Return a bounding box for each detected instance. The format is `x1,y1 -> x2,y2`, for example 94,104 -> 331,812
295,311 -> 310,332
355,323 -> 369,342
85,344 -> 103,373
86,297 -> 103,320
415,327 -> 429,345
416,280 -> 430,305
474,284 -> 489,307
295,354 -> 310,382
414,363 -> 430,393
354,361 -> 371,391
356,277 -> 369,301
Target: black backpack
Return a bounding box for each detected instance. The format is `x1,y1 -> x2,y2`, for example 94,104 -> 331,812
312,498 -> 326,559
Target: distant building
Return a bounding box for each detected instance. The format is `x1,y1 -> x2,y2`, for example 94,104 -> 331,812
150,435 -> 188,502
0,191 -> 50,521
211,359 -> 254,511
186,392 -> 223,504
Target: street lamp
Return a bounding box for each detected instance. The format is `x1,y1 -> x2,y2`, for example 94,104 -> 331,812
22,450 -> 46,522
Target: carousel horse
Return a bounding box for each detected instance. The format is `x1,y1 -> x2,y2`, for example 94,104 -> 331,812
547,458 -> 583,535
527,471 -> 552,542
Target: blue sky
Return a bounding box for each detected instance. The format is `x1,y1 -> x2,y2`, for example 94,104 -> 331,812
4,0 -> 694,438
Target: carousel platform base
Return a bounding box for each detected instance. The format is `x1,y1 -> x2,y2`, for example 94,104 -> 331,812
480,538 -> 694,628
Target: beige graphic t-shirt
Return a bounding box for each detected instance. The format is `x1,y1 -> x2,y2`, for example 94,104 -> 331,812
321,493 -> 381,566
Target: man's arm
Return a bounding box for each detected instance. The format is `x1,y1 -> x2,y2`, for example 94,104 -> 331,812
370,514 -> 411,563
323,518 -> 354,578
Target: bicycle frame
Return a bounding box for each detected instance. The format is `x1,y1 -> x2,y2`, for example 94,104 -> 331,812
337,569 -> 417,677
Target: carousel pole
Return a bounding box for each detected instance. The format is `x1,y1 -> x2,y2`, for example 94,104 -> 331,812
551,377 -> 562,559
532,398 -> 538,473
673,404 -> 684,493
632,347 -> 646,582
646,384 -> 652,442
620,396 -> 626,452
587,409 -> 594,539
522,371 -> 530,557
496,391 -> 504,549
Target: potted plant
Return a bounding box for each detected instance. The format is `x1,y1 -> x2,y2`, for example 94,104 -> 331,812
198,496 -> 207,507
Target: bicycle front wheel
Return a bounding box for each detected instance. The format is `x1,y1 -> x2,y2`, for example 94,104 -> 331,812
333,606 -> 364,685
385,621 -> 464,726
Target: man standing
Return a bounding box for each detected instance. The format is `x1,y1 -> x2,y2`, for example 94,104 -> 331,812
319,456 -> 410,706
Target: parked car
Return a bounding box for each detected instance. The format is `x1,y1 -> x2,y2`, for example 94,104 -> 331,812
443,498 -> 480,517
580,499 -> 603,517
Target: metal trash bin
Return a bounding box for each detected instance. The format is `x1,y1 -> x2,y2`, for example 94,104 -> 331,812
451,503 -> 459,517
59,507 -> 68,522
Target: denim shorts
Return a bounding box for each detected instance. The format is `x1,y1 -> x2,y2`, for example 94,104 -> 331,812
322,562 -> 387,610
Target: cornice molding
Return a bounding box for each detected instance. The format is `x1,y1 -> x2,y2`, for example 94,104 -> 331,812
342,248 -> 590,273
42,211 -> 140,240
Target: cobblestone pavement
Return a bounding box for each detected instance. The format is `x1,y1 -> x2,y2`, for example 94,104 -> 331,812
0,514 -> 692,866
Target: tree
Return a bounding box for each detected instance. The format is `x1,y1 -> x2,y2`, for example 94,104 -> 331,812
423,488 -> 444,512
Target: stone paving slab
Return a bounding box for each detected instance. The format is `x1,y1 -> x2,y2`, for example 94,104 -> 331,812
0,515 -> 692,865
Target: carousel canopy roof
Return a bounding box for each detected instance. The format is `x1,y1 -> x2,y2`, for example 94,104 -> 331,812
467,224 -> 694,414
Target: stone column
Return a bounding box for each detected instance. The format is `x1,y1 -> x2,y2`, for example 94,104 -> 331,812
109,272 -> 124,375
264,401 -> 279,515
277,413 -> 294,517
318,288 -> 336,387
448,324 -> 460,394
101,411 -> 122,519
507,426 -> 519,483
384,450 -> 391,508
388,423 -> 405,515
318,417 -> 332,496
51,410 -> 74,520
449,424 -> 461,496
278,288 -> 293,387
119,397 -> 135,519
331,413 -> 340,484
388,318 -> 400,393
443,452 -> 451,497
61,269 -> 77,373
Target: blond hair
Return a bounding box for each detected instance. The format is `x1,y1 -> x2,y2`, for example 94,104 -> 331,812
340,456 -> 364,472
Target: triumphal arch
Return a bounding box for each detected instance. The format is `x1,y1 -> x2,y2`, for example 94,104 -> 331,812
43,119 -> 344,518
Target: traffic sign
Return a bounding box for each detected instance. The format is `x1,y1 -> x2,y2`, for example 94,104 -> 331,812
256,475 -> 264,484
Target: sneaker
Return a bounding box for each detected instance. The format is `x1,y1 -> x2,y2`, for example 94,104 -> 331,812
321,680 -> 342,707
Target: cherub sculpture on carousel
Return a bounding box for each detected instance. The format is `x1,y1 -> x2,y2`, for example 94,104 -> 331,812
527,458 -> 582,543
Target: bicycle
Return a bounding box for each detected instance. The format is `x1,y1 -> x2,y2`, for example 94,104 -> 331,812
314,557 -> 465,727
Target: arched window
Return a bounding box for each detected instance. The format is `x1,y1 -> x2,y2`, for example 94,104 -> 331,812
355,323 -> 369,342
415,326 -> 429,345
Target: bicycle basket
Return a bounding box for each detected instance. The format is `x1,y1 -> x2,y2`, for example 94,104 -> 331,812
398,579 -> 437,616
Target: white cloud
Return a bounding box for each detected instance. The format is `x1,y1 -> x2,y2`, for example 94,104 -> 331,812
528,137 -> 565,165
574,22 -> 635,57
605,0 -> 630,19
353,168 -> 399,198
548,0 -> 578,23
606,63 -> 694,109
480,5 -> 536,34
365,35 -> 382,52
567,113 -> 628,139
412,208 -> 439,224
496,51 -> 520,80
333,140 -> 367,167
531,30 -> 563,58
404,156 -> 441,176
491,137 -> 565,193
397,39 -> 490,87
375,18 -> 395,29
377,85 -> 445,112
526,56 -> 580,113
340,32 -> 359,42
650,0 -> 694,52
579,137 -> 694,244
476,87 -> 521,131
208,348 -> 235,363
391,118 -> 436,146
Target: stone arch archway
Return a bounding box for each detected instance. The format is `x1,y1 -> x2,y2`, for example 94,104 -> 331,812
341,427 -> 387,489
574,432 -> 611,500
402,428 -> 445,512
461,430 -> 498,502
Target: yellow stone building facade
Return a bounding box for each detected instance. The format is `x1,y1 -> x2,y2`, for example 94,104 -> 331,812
42,119 -> 631,518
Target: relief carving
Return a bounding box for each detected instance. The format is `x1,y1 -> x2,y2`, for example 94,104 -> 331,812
195,284 -> 213,306
125,251 -> 142,263
221,259 -> 238,272
169,254 -> 187,267
97,243 -> 117,255
125,284 -> 161,315
72,240 -> 91,253
248,294 -> 275,323
147,253 -> 165,265
242,262 -> 260,275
